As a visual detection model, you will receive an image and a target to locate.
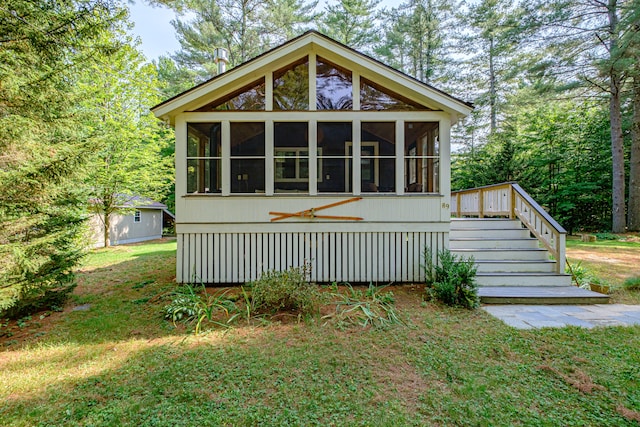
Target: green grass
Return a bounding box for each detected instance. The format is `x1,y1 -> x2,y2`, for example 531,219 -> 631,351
1,239 -> 640,426
566,237 -> 640,249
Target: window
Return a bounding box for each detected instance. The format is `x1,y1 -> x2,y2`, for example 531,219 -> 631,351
317,122 -> 352,193
275,148 -> 308,182
360,78 -> 431,111
231,122 -> 265,193
134,210 -> 141,223
405,122 -> 439,193
187,122 -> 221,193
184,120 -> 440,196
195,79 -> 265,111
274,122 -> 310,193
273,57 -> 309,110
360,122 -> 396,192
316,57 -> 352,110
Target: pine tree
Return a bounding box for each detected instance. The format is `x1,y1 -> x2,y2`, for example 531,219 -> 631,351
318,0 -> 382,53
621,0 -> 640,231
529,0 -> 632,232
461,0 -> 527,135
153,0 -> 317,81
376,0 -> 454,84
0,0 -> 124,316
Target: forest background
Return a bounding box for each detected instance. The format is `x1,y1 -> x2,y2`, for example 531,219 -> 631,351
1,0 -> 639,316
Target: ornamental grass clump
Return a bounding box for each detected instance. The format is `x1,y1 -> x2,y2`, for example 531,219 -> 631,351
247,264 -> 320,315
322,283 -> 404,329
423,248 -> 479,309
164,284 -> 239,333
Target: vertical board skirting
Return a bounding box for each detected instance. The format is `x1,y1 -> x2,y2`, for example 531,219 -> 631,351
176,231 -> 446,284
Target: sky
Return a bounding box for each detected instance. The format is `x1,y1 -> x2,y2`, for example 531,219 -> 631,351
128,0 -> 404,61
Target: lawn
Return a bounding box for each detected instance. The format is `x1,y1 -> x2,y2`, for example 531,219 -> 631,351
1,238 -> 639,426
566,235 -> 640,304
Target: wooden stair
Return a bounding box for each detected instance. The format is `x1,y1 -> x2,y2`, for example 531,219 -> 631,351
450,218 -> 608,304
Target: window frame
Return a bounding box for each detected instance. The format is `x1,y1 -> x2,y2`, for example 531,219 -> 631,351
274,147 -> 323,183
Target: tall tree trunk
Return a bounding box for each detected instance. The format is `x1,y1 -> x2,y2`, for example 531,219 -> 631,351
103,212 -> 111,248
609,0 -> 626,233
629,73 -> 640,231
489,35 -> 497,134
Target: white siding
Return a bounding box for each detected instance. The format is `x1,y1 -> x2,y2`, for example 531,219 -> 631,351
177,230 -> 446,284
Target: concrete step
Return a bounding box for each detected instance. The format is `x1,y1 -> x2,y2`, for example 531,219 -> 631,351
474,260 -> 557,273
450,228 -> 531,239
450,238 -> 540,249
451,218 -> 522,230
476,272 -> 572,287
450,248 -> 549,261
479,286 -> 609,305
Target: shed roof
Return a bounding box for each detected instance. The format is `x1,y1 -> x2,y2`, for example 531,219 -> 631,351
152,31 -> 472,124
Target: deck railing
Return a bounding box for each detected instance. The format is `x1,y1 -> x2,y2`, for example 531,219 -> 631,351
451,182 -> 566,274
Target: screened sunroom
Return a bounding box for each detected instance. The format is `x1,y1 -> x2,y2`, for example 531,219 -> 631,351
152,31 -> 472,284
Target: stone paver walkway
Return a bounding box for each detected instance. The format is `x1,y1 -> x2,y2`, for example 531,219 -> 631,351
483,304 -> 640,329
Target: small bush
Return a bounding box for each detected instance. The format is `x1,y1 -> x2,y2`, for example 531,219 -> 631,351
568,261 -> 609,290
248,264 -> 320,315
322,283 -> 404,329
164,284 -> 238,333
593,232 -> 619,241
622,277 -> 640,291
423,248 -> 479,309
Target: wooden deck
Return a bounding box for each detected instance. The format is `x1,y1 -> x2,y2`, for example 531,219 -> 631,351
479,286 -> 610,305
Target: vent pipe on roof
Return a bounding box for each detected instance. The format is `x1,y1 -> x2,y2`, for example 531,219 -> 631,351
214,47 -> 229,74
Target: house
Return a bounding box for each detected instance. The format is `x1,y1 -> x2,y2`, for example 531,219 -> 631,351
152,30 -> 475,284
152,31 -> 474,283
152,31 -> 607,304
89,196 -> 175,248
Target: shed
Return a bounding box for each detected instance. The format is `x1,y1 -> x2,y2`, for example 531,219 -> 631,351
89,196 -> 174,248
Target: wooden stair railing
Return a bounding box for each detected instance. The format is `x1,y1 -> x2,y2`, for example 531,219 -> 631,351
451,182 -> 567,274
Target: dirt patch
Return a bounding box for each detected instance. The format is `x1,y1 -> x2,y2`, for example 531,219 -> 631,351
567,245 -> 640,287
372,359 -> 427,410
538,365 -> 605,394
617,405 -> 640,422
0,309 -> 67,350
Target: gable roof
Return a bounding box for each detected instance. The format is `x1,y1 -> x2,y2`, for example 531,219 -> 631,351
152,30 -> 473,124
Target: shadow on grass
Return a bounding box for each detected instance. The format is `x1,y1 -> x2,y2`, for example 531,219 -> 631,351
2,318 -> 640,426
0,325 -> 431,426
0,240 -> 180,349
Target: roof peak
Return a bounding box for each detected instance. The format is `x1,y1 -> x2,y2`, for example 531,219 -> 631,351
152,30 -> 472,120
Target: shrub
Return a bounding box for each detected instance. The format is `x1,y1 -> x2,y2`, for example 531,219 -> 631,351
164,284 -> 238,333
322,283 -> 404,329
622,277 -> 640,291
593,232 -> 619,241
248,264 -> 320,315
423,248 -> 479,309
568,261 -> 610,290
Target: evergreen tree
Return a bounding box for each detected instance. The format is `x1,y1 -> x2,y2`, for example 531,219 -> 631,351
376,0 -> 454,84
461,0 -> 527,135
151,0 -> 317,81
318,0 -> 382,53
529,0 -> 634,232
154,56 -> 200,100
620,0 -> 640,231
0,0 -> 124,316
263,0 -> 318,44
